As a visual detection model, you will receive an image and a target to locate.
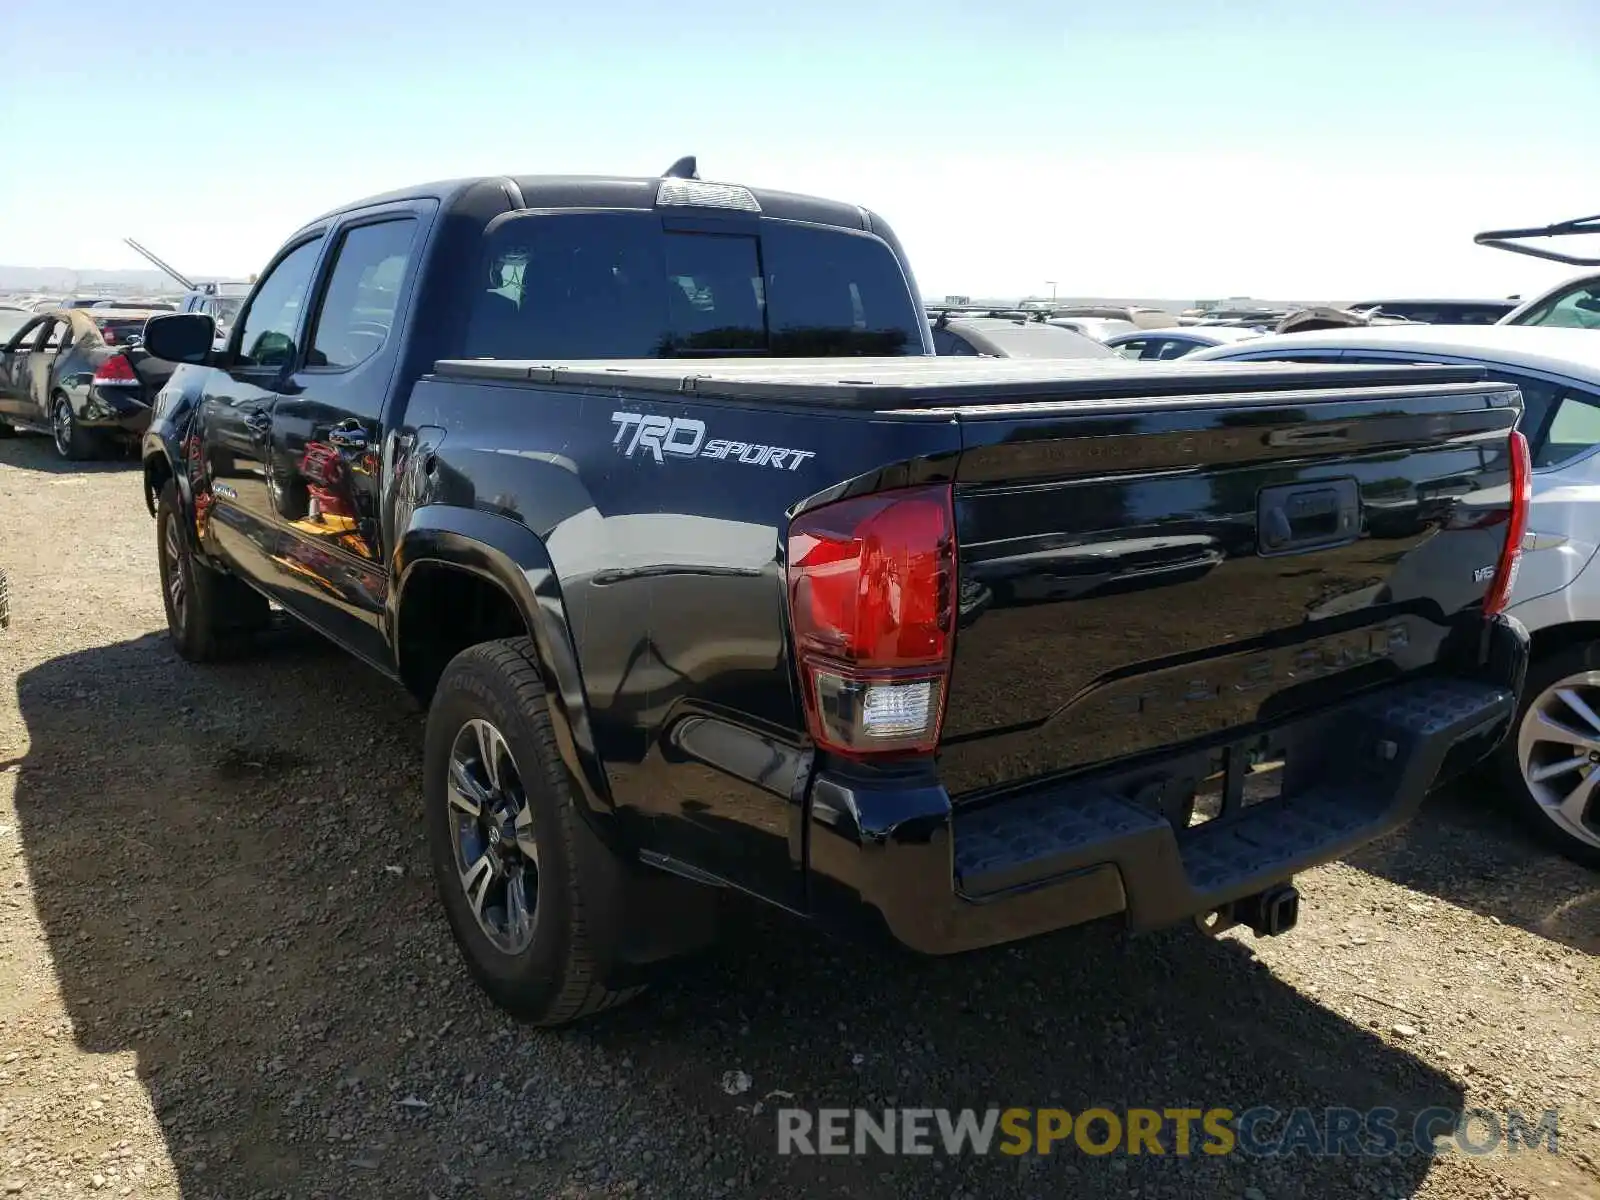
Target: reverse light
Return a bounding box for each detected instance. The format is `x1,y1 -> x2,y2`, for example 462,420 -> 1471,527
1484,430 -> 1532,616
92,354 -> 137,386
786,485 -> 955,757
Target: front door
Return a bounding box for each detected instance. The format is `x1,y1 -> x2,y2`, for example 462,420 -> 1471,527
197,236 -> 325,586
271,214 -> 422,666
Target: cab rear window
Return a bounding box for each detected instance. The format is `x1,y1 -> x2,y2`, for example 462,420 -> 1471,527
462,212 -> 922,360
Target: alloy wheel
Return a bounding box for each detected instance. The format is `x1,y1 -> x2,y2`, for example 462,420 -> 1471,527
51,398 -> 73,458
446,718 -> 539,954
162,514 -> 187,630
1515,671 -> 1600,851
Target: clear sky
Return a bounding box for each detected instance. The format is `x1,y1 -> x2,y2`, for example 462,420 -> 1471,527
2,0 -> 1595,300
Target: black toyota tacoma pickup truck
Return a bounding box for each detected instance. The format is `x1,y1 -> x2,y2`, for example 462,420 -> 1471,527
138,163 -> 1531,1025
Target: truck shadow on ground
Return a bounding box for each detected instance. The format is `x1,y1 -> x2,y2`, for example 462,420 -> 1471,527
11,634 -> 1467,1199
1345,782 -> 1600,955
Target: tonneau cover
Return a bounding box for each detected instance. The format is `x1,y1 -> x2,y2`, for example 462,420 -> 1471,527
431,355 -> 1495,410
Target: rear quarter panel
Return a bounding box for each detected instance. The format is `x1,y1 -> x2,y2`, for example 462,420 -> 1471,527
400,376 -> 960,903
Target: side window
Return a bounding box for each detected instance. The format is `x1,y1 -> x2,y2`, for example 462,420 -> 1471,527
1514,283 -> 1600,330
308,219 -> 418,371
8,317 -> 47,351
1534,387 -> 1600,468
942,331 -> 980,356
1114,339 -> 1147,360
1154,338 -> 1193,360
235,238 -> 324,368
1477,373 -> 1562,459
1337,358 -> 1569,461
932,328 -> 968,356
35,319 -> 66,350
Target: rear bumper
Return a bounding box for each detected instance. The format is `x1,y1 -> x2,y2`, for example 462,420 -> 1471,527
81,385 -> 151,434
806,615 -> 1526,955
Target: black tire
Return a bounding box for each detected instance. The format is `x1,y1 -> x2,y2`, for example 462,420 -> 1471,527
50,393 -> 99,461
424,637 -> 645,1024
1496,643 -> 1600,869
0,418 -> 16,439
155,481 -> 270,662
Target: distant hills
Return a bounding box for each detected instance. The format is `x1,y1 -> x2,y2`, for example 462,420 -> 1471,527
0,266 -> 243,292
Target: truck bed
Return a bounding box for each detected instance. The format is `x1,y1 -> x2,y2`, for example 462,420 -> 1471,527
433,354 -> 1495,410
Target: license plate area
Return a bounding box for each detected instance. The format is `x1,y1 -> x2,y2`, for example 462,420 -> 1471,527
1125,733 -> 1289,831
1188,739 -> 1287,827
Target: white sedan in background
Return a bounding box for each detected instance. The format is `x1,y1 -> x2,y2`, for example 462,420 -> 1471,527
1106,325 -> 1266,360
1194,324 -> 1600,867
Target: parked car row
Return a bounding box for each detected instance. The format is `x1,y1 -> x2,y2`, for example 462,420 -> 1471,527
927,296 -> 1544,362
0,307 -> 172,458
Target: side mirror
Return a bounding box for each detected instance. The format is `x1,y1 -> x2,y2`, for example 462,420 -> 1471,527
141,312 -> 216,364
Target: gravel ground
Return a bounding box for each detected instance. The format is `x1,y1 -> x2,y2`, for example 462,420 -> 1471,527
0,434 -> 1596,1200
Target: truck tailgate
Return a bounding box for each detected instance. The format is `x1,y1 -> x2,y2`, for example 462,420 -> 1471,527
934,375 -> 1522,797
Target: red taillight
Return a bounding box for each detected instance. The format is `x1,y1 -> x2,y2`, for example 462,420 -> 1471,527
1484,430 -> 1532,616
101,325 -> 118,344
786,484 -> 955,757
92,354 -> 136,385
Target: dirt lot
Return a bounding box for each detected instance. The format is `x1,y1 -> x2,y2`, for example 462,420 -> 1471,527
0,434 -> 1596,1200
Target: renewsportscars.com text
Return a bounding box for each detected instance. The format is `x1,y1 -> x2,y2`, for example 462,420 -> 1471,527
776,1107 -> 1562,1158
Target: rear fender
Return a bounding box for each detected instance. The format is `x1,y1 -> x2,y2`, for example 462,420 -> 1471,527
392,505 -> 613,823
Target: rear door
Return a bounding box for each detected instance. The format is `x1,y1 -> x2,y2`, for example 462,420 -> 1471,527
271,209 -> 425,663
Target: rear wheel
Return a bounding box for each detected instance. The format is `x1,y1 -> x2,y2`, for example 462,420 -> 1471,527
156,481 -> 269,661
424,637 -> 645,1025
1499,644 -> 1600,869
51,393 -> 99,461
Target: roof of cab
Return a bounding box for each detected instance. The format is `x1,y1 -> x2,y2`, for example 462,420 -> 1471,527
302,174 -> 873,234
